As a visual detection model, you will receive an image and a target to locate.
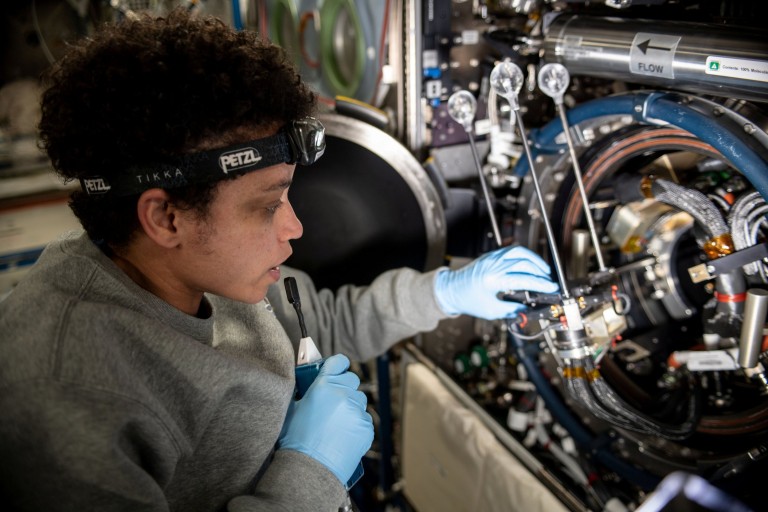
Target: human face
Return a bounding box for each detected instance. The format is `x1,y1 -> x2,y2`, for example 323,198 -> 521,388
175,163 -> 303,305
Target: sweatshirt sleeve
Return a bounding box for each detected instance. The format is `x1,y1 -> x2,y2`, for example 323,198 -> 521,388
230,451 -> 347,512
0,381 -> 177,512
268,266 -> 448,362
1,380 -> 346,512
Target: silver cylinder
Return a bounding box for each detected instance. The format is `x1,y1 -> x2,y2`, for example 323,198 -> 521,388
739,289 -> 768,369
569,229 -> 591,280
543,15 -> 768,103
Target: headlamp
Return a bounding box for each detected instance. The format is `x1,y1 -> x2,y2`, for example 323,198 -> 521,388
79,117 -> 325,196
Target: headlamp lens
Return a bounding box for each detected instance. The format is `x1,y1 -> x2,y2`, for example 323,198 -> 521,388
289,117 -> 326,166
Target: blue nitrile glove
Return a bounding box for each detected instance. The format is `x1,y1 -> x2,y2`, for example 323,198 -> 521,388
278,354 -> 374,485
434,245 -> 559,320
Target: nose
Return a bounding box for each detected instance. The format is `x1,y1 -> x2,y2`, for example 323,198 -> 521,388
281,200 -> 303,241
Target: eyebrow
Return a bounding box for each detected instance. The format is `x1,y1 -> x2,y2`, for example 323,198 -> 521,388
264,178 -> 293,192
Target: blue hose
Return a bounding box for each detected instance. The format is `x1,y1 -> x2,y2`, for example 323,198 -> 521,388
514,91 -> 768,199
505,92 -> 768,492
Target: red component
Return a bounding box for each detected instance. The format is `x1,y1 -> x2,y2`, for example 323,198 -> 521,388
714,291 -> 747,303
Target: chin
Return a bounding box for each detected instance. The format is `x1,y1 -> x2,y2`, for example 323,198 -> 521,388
221,286 -> 268,305
244,291 -> 268,305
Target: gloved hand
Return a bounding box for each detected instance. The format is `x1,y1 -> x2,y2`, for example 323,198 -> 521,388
278,354 -> 374,485
434,245 -> 559,320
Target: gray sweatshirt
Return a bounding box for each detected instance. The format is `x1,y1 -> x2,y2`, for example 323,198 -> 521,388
0,231 -> 446,512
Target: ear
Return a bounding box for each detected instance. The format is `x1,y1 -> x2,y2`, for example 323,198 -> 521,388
136,189 -> 180,249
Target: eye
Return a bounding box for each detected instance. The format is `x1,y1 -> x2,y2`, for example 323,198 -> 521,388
265,201 -> 284,215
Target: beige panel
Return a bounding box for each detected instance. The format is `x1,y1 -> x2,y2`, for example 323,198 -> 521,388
402,362 -> 568,512
0,198 -> 81,295
0,200 -> 80,255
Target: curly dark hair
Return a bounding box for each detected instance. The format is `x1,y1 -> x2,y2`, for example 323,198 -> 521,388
39,9 -> 316,249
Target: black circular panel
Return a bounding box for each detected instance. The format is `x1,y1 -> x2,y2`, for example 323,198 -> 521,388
286,135 -> 429,290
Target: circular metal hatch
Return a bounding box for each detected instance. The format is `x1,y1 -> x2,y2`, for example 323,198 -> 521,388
286,113 -> 446,290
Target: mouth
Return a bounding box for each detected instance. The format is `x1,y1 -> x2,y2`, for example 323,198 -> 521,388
269,252 -> 291,281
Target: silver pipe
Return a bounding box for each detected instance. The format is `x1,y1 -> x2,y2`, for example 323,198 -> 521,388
556,106 -> 607,271
739,289 -> 768,369
467,134 -> 503,247
448,89 -> 504,247
390,0 -> 405,140
569,229 -> 591,279
405,0 -> 423,152
514,110 -> 570,297
543,15 -> 768,103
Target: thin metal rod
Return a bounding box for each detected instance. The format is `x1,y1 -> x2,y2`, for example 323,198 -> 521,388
467,132 -> 503,247
513,110 -> 570,298
556,105 -> 607,271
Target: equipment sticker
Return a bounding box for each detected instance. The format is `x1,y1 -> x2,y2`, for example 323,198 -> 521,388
629,33 -> 680,79
461,30 -> 479,45
684,350 -> 738,372
705,56 -> 768,83
562,35 -> 592,60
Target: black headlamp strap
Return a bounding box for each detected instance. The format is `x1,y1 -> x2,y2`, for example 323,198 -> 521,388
80,130 -> 294,197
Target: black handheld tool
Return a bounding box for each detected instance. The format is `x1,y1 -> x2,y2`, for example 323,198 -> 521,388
284,277 -> 308,339
283,277 -> 365,491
